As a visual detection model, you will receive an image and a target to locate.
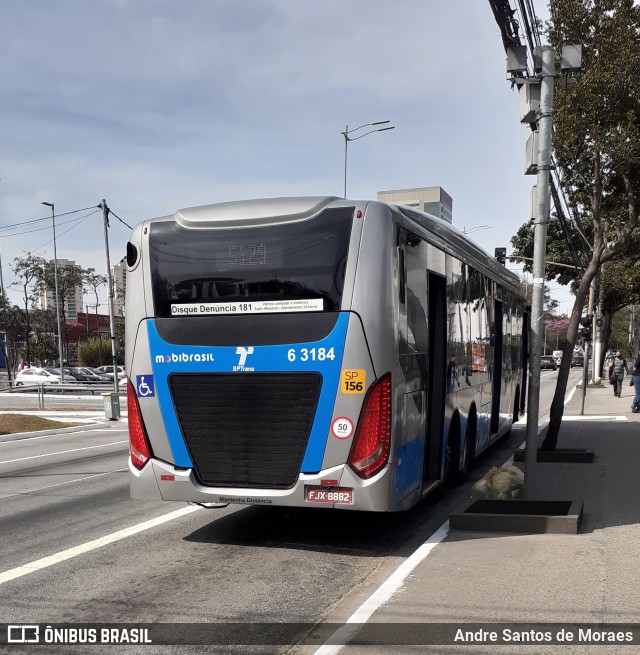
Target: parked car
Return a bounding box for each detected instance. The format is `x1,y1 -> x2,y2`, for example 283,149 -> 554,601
96,365 -> 126,380
540,355 -> 558,370
15,368 -> 64,386
78,367 -> 113,382
571,354 -> 585,368
45,367 -> 80,382
61,367 -> 111,383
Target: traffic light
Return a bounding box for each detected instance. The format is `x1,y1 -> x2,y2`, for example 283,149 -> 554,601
494,247 -> 507,265
579,315 -> 592,341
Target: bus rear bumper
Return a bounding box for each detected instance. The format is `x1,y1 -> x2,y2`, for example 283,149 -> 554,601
129,457 -> 397,511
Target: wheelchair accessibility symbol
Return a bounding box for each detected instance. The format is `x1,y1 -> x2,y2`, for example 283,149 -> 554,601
136,375 -> 155,398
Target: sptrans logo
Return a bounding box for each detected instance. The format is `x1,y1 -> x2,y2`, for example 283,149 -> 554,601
234,346 -> 254,371
155,353 -> 215,364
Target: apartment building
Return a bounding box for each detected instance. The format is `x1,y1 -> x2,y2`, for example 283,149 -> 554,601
38,258 -> 84,322
112,257 -> 127,316
377,186 -> 453,223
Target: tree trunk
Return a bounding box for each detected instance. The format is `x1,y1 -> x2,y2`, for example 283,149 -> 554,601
541,259 -> 600,450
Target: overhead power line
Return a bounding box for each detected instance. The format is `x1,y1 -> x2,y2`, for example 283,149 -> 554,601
0,212 -> 98,238
0,209 -> 101,273
0,205 -> 99,233
107,209 -> 133,230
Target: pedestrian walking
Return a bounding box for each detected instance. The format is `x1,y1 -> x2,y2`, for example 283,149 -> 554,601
610,351 -> 628,398
605,350 -> 615,385
631,350 -> 640,413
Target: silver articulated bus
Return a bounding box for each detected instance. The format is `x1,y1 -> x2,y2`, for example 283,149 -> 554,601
125,196 -> 527,512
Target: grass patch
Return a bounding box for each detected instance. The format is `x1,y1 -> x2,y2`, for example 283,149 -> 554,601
0,414 -> 82,435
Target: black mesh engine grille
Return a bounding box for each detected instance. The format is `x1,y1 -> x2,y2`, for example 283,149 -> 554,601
169,373 -> 322,488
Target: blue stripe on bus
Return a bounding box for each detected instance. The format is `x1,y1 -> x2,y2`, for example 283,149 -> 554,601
146,313 -> 349,472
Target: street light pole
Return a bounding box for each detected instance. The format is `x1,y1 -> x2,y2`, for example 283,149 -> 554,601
463,225 -> 491,234
341,120 -> 395,198
524,46 -> 555,498
41,202 -> 65,383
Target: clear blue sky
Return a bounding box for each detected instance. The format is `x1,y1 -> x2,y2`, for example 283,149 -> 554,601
1,0 -> 571,310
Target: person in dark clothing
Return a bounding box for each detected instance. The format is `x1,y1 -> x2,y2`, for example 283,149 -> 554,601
631,350 -> 640,412
610,351 -> 628,398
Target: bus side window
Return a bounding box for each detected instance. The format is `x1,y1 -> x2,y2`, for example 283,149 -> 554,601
404,233 -> 428,354
398,248 -> 405,305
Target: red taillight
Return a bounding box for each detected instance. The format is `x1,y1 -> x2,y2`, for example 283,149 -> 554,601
348,373 -> 392,479
127,381 -> 152,470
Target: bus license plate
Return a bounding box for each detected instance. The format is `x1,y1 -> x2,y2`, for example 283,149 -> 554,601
305,486 -> 353,504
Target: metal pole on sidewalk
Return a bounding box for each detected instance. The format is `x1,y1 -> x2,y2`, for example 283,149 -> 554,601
580,279 -> 596,414
525,46 -> 555,499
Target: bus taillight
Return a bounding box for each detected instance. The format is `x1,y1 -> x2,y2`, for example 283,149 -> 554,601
348,373 -> 392,479
127,381 -> 152,470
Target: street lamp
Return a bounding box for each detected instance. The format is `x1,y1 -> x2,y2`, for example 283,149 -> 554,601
341,120 -> 395,198
463,225 -> 491,234
41,202 -> 65,383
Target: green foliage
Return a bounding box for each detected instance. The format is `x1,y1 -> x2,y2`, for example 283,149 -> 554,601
77,336 -> 114,368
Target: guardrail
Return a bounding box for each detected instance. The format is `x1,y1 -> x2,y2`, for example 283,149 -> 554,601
0,383 -> 126,408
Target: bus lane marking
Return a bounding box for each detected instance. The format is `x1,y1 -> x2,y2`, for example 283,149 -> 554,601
0,468 -> 128,500
313,521 -> 450,655
0,505 -> 201,586
0,441 -> 128,466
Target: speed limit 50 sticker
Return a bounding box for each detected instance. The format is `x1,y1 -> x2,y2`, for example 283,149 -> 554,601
340,369 -> 366,394
331,417 -> 354,439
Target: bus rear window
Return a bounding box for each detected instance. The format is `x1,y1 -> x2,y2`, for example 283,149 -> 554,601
149,207 -> 354,317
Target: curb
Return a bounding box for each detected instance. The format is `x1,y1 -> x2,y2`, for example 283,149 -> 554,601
0,420 -> 127,444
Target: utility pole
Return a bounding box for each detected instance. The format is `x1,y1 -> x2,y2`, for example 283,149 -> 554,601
101,200 -> 119,393
580,278 -> 596,415
524,46 -> 555,499
593,270 -> 604,382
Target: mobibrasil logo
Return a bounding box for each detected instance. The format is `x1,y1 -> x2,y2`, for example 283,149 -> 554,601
155,353 -> 215,364
234,346 -> 255,371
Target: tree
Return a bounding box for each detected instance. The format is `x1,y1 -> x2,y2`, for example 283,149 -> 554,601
82,268 -> 107,362
512,0 -> 640,449
29,309 -> 58,365
10,253 -> 43,367
35,259 -> 83,360
78,336 -> 113,368
0,297 -> 27,380
547,317 -> 571,351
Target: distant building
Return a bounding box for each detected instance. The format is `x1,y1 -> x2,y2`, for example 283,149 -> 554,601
112,257 -> 127,316
38,258 -> 84,322
377,186 -> 453,224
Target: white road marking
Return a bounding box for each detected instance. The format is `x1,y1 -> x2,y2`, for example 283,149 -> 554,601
0,441 -> 128,466
0,468 -> 127,500
0,427 -> 127,445
0,505 -> 201,586
563,415 -> 628,421
313,522 -> 449,655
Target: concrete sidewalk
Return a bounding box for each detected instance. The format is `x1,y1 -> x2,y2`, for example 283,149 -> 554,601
333,381 -> 640,653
